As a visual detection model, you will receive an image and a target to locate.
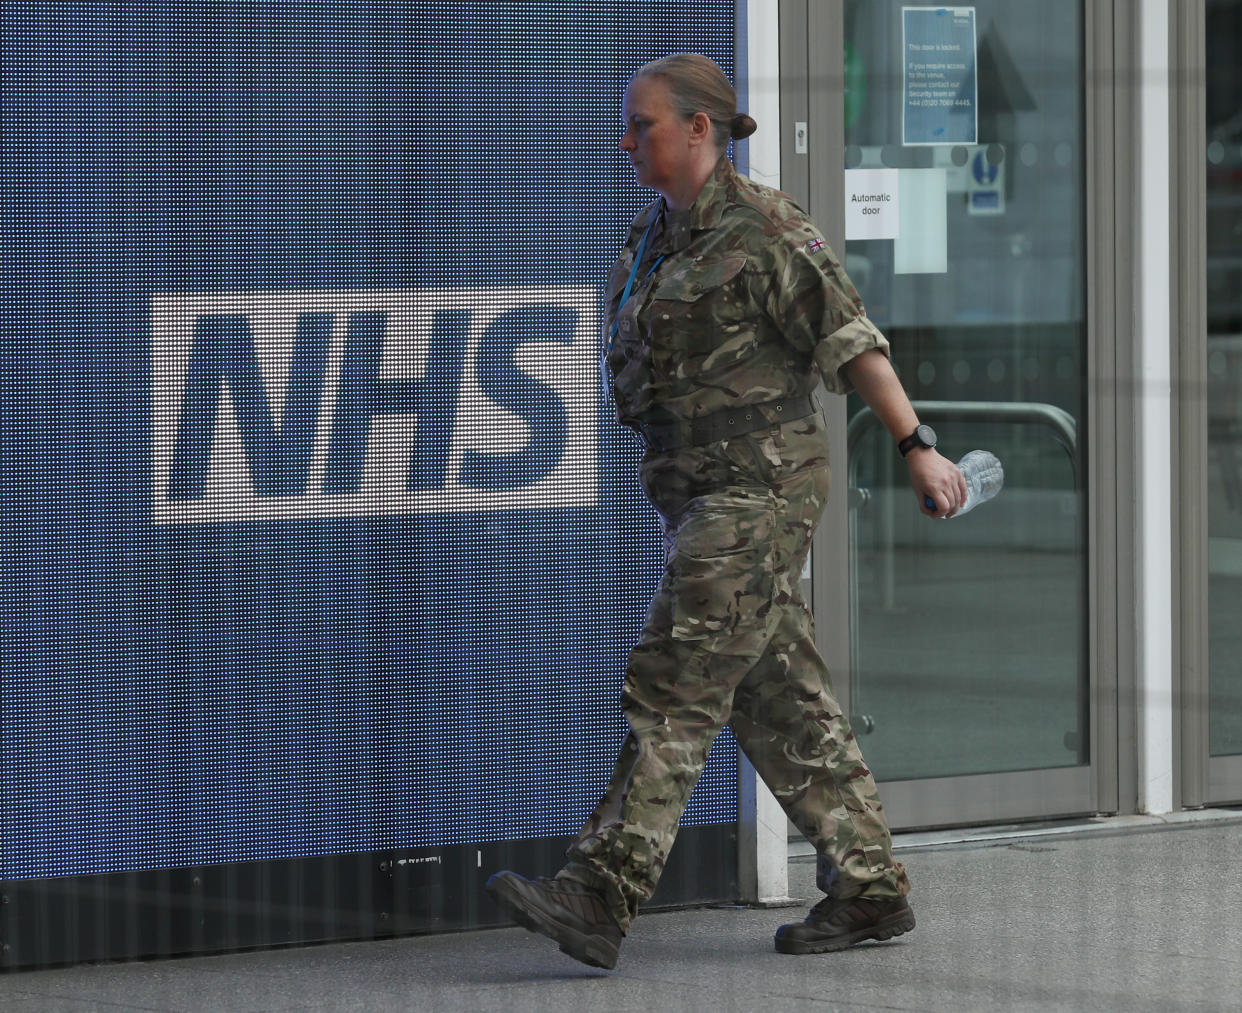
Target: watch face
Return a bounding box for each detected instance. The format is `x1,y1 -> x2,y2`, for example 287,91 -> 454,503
916,424 -> 938,448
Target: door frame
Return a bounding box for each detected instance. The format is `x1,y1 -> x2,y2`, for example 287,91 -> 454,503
1174,0 -> 1242,807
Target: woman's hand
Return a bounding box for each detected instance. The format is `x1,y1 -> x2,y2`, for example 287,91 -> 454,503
906,448 -> 968,518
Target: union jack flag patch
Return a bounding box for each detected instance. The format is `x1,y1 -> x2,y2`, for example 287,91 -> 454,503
807,237 -> 826,253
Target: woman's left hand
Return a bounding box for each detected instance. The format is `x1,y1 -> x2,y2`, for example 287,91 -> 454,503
906,449 -> 968,518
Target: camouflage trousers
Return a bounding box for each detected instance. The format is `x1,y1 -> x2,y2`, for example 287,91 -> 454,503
560,411 -> 909,933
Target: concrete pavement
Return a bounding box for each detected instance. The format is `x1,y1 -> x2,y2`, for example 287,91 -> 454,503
2,810 -> 1240,1012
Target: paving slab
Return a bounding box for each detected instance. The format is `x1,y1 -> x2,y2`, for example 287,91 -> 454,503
2,815 -> 1240,1012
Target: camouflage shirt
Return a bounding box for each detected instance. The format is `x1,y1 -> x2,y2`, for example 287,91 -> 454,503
604,156 -> 890,428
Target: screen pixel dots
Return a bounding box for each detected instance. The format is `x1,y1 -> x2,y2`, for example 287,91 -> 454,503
0,2 -> 739,879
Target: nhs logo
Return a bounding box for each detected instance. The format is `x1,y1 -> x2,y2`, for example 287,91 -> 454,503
151,290 -> 598,523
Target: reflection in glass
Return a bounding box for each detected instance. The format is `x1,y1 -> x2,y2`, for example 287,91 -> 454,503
1207,0 -> 1242,758
843,1 -> 1088,781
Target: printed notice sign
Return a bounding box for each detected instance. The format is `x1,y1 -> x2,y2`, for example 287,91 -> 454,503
845,169 -> 900,240
903,6 -> 977,146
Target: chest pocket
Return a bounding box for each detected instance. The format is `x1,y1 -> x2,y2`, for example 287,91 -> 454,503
651,254 -> 747,305
647,254 -> 754,379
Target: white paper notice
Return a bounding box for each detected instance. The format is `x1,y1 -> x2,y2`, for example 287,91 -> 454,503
894,169 -> 948,274
845,169 -> 900,240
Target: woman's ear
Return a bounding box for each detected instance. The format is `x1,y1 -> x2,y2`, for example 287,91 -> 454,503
688,111 -> 713,146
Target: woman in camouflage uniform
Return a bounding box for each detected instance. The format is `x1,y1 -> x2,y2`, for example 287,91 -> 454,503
488,54 -> 965,970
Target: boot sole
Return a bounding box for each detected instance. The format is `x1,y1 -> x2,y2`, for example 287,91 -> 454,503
774,905 -> 916,955
485,873 -> 620,970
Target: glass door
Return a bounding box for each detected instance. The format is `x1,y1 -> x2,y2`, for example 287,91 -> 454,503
838,1 -> 1095,825
1207,0 -> 1242,802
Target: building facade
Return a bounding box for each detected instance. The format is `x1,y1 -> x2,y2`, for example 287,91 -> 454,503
738,0 -> 1240,899
0,0 -> 1237,965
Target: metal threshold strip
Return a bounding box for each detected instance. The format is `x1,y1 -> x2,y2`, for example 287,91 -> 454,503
789,807 -> 1242,858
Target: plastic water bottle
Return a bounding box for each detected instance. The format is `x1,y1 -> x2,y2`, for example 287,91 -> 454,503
922,450 -> 1004,516
954,450 -> 1004,516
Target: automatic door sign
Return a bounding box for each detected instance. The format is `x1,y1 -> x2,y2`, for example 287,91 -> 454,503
845,169 -> 900,240
903,6 -> 978,146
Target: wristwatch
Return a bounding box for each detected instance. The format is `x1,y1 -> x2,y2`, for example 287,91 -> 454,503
898,424 -> 937,457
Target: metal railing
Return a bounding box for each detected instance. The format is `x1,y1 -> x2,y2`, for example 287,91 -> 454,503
847,400 -> 1078,470
843,400 -> 1080,734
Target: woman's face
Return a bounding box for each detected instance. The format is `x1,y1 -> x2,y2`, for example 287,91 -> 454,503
619,75 -> 695,200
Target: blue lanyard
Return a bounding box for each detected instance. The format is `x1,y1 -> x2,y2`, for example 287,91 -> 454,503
602,219 -> 665,394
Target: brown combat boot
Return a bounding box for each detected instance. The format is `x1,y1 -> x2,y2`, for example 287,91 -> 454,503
774,893 -> 915,954
485,870 -> 623,969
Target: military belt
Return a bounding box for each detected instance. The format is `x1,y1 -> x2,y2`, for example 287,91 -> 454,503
631,394 -> 817,453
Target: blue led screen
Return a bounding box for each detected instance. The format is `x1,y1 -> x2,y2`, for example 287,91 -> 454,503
0,3 -> 738,879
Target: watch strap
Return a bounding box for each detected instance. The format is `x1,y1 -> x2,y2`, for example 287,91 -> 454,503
898,424 -> 935,457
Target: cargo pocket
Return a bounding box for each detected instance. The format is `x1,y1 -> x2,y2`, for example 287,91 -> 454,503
667,489 -> 776,643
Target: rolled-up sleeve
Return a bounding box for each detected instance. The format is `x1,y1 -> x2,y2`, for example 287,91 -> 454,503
761,226 -> 890,395
813,313 -> 890,394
